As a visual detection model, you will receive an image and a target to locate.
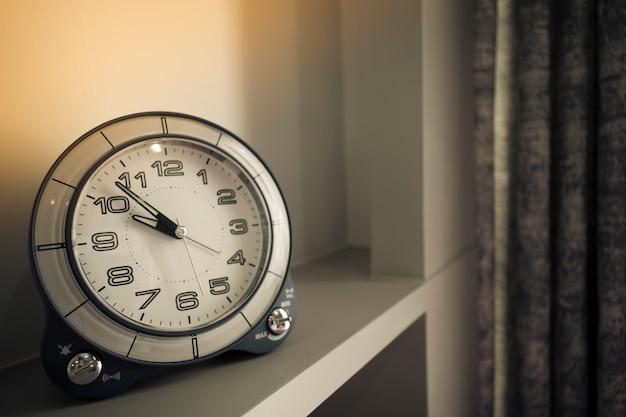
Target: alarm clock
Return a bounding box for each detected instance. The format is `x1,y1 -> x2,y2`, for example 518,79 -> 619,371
29,112 -> 296,398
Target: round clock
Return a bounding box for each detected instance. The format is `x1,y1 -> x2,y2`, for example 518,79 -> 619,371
29,112 -> 296,398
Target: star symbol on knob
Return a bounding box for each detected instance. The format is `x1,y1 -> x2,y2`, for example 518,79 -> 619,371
58,343 -> 73,356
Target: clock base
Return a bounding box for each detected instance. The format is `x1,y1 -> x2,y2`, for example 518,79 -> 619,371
40,272 -> 297,399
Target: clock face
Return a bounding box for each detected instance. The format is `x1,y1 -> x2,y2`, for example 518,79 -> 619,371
67,137 -> 270,334
30,113 -> 291,363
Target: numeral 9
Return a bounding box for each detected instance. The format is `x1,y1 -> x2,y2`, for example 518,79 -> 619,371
92,232 -> 118,251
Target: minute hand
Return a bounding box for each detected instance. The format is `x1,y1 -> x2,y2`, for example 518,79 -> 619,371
115,181 -> 180,239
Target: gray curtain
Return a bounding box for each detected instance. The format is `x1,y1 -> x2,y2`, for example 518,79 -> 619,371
475,0 -> 626,416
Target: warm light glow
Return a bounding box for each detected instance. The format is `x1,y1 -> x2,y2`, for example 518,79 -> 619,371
150,144 -> 163,154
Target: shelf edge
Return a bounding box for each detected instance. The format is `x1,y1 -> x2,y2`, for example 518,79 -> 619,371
244,280 -> 426,417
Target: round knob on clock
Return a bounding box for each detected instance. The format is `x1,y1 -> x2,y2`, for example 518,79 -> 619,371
268,308 -> 292,335
66,352 -> 103,385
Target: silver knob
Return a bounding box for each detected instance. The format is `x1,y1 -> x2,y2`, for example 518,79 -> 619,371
268,308 -> 292,335
66,352 -> 103,385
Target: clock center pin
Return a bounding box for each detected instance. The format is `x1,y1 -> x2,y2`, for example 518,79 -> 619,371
175,225 -> 188,239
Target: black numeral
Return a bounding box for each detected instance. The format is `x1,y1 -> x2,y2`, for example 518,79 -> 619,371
227,250 -> 246,266
94,196 -> 130,214
209,277 -> 230,295
118,172 -> 131,188
197,169 -> 207,185
175,291 -> 199,311
229,219 -> 248,235
119,171 -> 147,188
107,266 -> 134,286
135,288 -> 161,309
217,189 -> 236,205
92,232 -> 118,251
135,171 -> 147,187
152,160 -> 184,177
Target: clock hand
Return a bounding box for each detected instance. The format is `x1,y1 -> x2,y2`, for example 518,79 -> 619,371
184,235 -> 221,255
131,214 -> 179,237
132,214 -> 221,254
115,181 -> 180,239
177,218 -> 205,295
129,201 -> 221,255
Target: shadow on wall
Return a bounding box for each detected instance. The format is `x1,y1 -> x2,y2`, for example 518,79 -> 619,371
0,267 -> 44,368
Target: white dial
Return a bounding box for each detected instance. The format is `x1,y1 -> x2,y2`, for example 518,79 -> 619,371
68,138 -> 269,333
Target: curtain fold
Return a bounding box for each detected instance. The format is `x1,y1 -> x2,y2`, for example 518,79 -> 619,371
596,3 -> 626,414
506,2 -> 552,415
475,0 -> 626,416
550,1 -> 597,415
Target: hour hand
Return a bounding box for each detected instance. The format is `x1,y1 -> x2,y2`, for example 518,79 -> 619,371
131,214 -> 180,238
115,181 -> 180,239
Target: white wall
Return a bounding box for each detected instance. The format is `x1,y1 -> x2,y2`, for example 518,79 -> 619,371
422,0 -> 475,278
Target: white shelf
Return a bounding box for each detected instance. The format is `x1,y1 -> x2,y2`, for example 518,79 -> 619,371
0,248 -> 425,417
